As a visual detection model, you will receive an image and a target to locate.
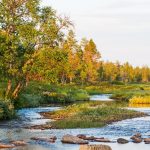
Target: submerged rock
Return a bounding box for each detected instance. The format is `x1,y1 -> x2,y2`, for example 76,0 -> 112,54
77,135 -> 99,141
80,144 -> 112,150
117,138 -> 129,144
11,140 -> 27,146
31,136 -> 57,143
61,134 -> 89,144
94,138 -> 111,143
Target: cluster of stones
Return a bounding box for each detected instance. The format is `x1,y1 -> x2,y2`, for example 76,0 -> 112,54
0,133 -> 150,149
117,133 -> 150,144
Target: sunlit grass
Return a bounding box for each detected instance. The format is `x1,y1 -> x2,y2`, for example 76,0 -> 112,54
129,96 -> 150,104
47,102 -> 145,129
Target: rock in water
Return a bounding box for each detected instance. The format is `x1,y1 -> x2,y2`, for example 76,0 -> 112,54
11,140 -> 27,146
61,134 -> 89,144
94,138 -> 111,143
144,138 -> 150,144
132,137 -> 142,143
117,138 -> 129,144
80,144 -> 112,150
0,143 -> 15,148
31,136 -> 57,143
134,133 -> 142,138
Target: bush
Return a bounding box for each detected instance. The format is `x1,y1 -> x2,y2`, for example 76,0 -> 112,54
43,92 -> 72,104
15,94 -> 43,108
0,100 -> 15,119
42,89 -> 89,104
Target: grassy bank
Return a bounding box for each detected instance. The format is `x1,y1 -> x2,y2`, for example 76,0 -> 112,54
42,102 -> 145,129
85,83 -> 150,101
15,82 -> 90,108
17,82 -> 150,108
0,81 -> 150,120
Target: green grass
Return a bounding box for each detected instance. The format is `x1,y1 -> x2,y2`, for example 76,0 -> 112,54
44,102 -> 145,129
0,80 -> 150,120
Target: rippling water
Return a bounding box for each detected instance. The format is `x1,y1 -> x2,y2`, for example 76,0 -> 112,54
0,95 -> 150,150
90,94 -> 112,101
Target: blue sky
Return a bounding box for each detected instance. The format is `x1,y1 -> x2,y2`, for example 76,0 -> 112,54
41,0 -> 150,66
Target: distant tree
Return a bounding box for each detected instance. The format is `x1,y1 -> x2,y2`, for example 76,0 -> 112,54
82,39 -> 101,83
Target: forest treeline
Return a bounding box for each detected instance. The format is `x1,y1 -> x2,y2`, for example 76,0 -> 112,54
0,0 -> 150,99
30,35 -> 150,84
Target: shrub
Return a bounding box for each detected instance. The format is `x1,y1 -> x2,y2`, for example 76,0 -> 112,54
15,94 -> 43,108
43,92 -> 72,104
0,100 -> 15,119
42,89 -> 89,104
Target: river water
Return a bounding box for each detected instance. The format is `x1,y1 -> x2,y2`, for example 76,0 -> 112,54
0,95 -> 150,150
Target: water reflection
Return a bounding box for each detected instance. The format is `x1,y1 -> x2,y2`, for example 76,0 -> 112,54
90,94 -> 112,101
129,103 -> 150,108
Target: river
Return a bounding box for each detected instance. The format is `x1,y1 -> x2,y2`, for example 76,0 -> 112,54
0,95 -> 150,150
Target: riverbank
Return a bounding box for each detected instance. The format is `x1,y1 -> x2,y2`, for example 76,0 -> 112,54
38,102 -> 146,129
0,81 -> 150,120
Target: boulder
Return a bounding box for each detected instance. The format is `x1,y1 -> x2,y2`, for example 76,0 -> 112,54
131,133 -> 142,140
80,144 -> 112,150
94,138 -> 111,143
11,140 -> 27,146
61,134 -> 89,144
0,143 -> 15,148
132,137 -> 142,143
131,135 -> 142,143
144,138 -> 150,144
117,138 -> 129,144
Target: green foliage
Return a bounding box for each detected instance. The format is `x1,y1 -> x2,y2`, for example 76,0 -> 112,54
0,0 -> 72,99
42,89 -> 89,104
14,94 -> 42,109
43,92 -> 71,104
0,100 -> 15,119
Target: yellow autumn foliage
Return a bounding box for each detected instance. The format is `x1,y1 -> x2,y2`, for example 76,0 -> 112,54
129,96 -> 150,104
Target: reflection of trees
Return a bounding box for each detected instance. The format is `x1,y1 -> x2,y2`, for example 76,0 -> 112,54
129,103 -> 150,108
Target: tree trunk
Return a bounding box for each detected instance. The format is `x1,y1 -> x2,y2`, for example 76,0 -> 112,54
12,82 -> 22,99
69,77 -> 73,83
61,72 -> 65,84
5,80 -> 12,98
25,75 -> 29,87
